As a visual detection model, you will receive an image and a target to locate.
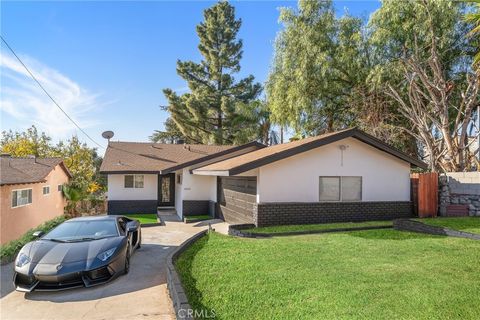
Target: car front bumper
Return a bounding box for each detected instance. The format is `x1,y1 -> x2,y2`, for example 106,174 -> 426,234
14,257 -> 124,292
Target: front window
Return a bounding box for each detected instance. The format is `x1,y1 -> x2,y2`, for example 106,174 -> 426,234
43,220 -> 119,242
12,189 -> 33,208
124,175 -> 144,188
43,186 -> 50,195
319,176 -> 362,202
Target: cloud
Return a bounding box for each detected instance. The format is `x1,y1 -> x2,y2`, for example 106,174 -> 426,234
0,52 -> 105,141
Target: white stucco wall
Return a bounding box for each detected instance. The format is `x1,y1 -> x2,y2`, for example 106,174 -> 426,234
107,174 -> 158,201
181,168 -> 217,201
257,137 -> 411,202
174,170 -> 183,218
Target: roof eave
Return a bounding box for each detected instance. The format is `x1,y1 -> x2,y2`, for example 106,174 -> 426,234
191,169 -> 231,176
206,128 -> 428,175
99,170 -> 160,174
160,141 -> 266,175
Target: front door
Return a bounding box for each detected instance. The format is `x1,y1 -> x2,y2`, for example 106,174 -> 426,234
158,173 -> 175,207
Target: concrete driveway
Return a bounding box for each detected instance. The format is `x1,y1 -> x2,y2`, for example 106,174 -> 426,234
0,219 -> 226,320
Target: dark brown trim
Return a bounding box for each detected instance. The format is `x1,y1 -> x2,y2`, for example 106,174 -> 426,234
207,128 -> 427,176
160,141 -> 266,174
228,129 -> 354,176
100,170 -> 160,174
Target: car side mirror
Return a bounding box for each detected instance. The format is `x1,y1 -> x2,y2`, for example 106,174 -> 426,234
126,221 -> 139,233
32,231 -> 45,238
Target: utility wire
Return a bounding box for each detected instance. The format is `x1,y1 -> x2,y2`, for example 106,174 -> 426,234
1,35 -> 105,149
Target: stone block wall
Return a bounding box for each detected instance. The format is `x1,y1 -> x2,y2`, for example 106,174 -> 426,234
253,201 -> 412,227
439,172 -> 480,217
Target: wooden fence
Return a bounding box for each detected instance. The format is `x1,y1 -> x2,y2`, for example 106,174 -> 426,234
410,172 -> 439,218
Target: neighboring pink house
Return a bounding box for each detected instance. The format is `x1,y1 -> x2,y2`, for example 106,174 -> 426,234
0,155 -> 71,244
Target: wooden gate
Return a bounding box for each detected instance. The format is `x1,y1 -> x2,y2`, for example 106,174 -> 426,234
410,172 -> 438,218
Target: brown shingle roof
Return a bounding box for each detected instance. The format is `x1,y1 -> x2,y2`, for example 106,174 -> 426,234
193,128 -> 428,176
0,156 -> 72,186
99,141 -> 265,174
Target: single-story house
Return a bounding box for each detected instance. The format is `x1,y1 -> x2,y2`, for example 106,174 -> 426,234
100,128 -> 427,226
0,155 -> 71,244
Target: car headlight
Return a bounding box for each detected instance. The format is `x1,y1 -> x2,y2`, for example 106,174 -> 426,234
16,252 -> 31,267
97,248 -> 116,261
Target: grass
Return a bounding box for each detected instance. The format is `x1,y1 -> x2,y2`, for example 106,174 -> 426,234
416,217 -> 480,234
124,214 -> 158,224
247,220 -> 392,234
184,215 -> 212,222
176,230 -> 480,319
0,215 -> 66,264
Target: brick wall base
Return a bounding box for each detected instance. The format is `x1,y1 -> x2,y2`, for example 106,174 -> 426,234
183,200 -> 216,216
254,201 -> 412,227
107,200 -> 158,215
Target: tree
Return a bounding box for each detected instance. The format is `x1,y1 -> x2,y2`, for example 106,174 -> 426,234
465,0 -> 480,70
235,100 -> 279,145
1,127 -> 102,193
53,136 -> 97,191
62,184 -> 86,217
267,0 -> 369,135
387,32 -> 479,172
1,126 -> 52,157
163,1 -> 262,145
150,117 -> 189,144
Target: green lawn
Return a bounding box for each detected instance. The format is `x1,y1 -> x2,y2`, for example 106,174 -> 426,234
184,215 -> 212,222
247,220 -> 392,234
176,230 -> 480,319
416,217 -> 480,234
124,214 -> 158,224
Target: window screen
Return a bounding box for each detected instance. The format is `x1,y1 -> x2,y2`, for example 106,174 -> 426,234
319,176 -> 362,202
341,177 -> 362,201
134,175 -> 144,188
124,175 -> 134,188
319,177 -> 340,201
12,189 -> 33,207
125,175 -> 144,188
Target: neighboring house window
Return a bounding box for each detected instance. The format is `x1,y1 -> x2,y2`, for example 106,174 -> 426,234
124,175 -> 144,188
58,184 -> 63,192
177,173 -> 182,184
12,189 -> 33,208
43,186 -> 50,195
319,176 -> 362,202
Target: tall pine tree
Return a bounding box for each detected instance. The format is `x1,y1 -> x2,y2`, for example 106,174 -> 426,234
163,1 -> 261,145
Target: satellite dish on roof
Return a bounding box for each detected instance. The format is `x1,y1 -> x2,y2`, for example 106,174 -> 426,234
102,130 -> 114,141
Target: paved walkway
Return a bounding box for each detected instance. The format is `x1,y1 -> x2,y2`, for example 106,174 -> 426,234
0,219 -> 227,320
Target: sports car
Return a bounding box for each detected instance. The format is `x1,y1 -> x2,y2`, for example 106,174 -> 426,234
13,215 -> 141,292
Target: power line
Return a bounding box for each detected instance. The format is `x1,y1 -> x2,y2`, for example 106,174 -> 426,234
1,35 -> 105,149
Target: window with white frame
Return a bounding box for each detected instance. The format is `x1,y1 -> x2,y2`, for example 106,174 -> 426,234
12,189 -> 33,208
124,175 -> 144,188
43,186 -> 50,195
58,184 -> 63,192
319,176 -> 362,202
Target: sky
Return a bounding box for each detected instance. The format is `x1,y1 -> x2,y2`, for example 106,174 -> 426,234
1,0 -> 380,150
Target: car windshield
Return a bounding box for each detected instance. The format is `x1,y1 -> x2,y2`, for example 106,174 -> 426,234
43,220 -> 118,242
